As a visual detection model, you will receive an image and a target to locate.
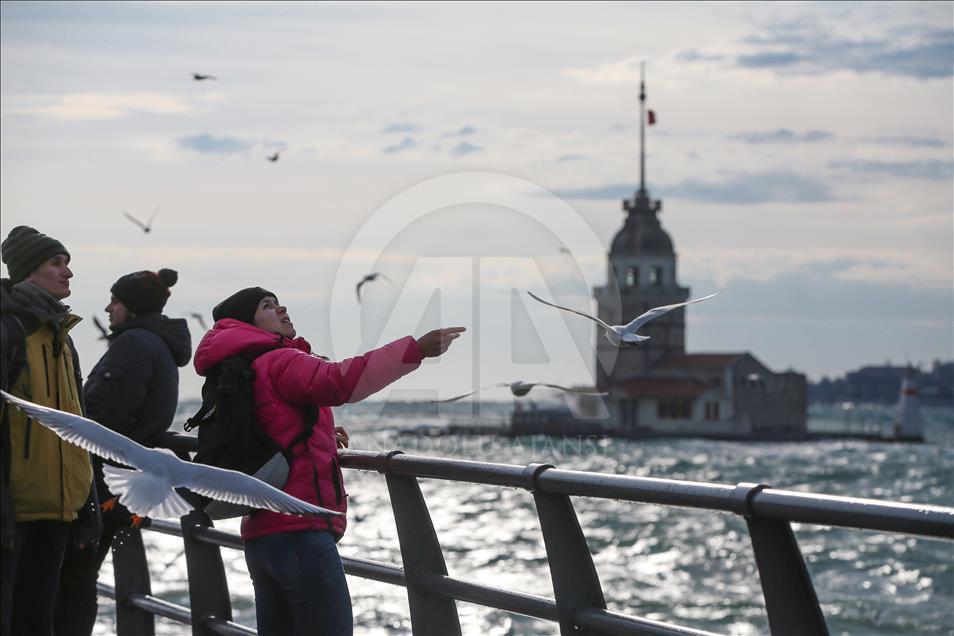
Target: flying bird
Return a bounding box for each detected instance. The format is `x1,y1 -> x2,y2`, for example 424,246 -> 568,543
0,391 -> 342,521
92,316 -> 110,342
123,206 -> 160,234
188,313 -> 209,331
431,381 -> 607,404
192,73 -> 217,81
527,290 -> 718,347
266,150 -> 283,162
356,272 -> 391,303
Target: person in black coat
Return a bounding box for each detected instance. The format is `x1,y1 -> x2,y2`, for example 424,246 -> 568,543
54,267 -> 192,636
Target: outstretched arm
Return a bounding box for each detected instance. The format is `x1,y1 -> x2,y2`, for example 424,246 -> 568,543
271,327 -> 466,406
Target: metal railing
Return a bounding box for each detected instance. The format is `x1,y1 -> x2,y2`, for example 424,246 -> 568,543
96,432 -> 954,636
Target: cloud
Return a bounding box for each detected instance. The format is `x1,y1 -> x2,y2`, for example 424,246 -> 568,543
682,246 -> 953,289
734,24 -> 954,80
551,172 -> 836,204
663,172 -> 837,204
563,55 -> 640,84
688,264 -> 953,323
444,125 -> 478,137
675,49 -> 726,63
383,137 -> 418,154
450,141 -> 482,156
177,134 -> 254,155
828,159 -> 954,181
864,134 -> 947,148
549,183 -> 634,200
729,129 -> 833,144
556,154 -> 584,162
383,122 -> 419,134
736,51 -> 803,69
5,91 -> 191,121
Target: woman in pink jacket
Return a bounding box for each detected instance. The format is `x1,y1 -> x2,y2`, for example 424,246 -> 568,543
194,287 -> 464,636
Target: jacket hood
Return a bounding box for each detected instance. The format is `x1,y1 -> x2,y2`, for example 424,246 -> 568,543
112,313 -> 193,367
194,318 -> 311,375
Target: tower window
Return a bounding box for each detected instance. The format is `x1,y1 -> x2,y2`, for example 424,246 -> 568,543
624,267 -> 638,288
649,266 -> 662,287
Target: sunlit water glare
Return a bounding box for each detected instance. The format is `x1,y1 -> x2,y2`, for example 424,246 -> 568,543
94,402 -> 953,635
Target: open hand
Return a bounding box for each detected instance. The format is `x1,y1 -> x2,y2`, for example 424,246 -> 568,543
416,327 -> 466,358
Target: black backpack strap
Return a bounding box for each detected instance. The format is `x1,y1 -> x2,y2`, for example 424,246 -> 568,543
282,405 -> 319,456
1,314 -> 27,394
185,344 -> 281,432
2,314 -> 27,504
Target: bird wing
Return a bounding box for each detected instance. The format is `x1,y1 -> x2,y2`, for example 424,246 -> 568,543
1,391 -> 150,468
355,278 -> 367,302
92,316 -> 109,340
430,383 -> 510,404
373,273 -> 392,283
146,205 -> 161,227
171,462 -> 341,517
527,291 -> 616,333
189,313 -> 209,331
623,292 -> 719,334
123,211 -> 148,230
538,384 -> 608,395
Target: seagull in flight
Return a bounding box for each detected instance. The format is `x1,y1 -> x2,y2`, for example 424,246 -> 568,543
0,391 -> 342,521
92,316 -> 110,342
527,290 -> 718,347
192,73 -> 217,81
188,312 -> 209,331
266,149 -> 284,162
432,381 -> 607,404
356,272 -> 391,303
123,206 -> 160,234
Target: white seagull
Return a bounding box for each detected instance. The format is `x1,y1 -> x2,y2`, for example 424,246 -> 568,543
432,381 -> 607,404
527,290 -> 718,347
0,391 -> 341,521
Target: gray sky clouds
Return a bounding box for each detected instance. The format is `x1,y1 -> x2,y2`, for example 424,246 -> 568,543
1,1 -> 951,399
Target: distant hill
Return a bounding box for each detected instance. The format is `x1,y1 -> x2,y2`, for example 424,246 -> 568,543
809,360 -> 953,405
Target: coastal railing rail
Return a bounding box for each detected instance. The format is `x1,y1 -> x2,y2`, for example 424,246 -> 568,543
96,433 -> 954,636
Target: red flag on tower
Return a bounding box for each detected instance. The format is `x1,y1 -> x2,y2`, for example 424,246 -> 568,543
647,109 -> 656,125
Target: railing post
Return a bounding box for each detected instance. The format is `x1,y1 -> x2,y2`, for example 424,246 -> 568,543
180,504 -> 234,635
382,451 -> 462,636
527,463 -> 607,635
111,526 -> 155,636
733,482 -> 829,636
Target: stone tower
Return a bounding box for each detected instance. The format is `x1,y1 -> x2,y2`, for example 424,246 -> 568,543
593,67 -> 690,390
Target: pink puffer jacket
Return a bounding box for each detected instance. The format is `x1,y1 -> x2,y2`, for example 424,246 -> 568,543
193,318 -> 423,541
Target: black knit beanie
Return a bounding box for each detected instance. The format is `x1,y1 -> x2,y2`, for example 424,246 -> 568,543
111,268 -> 178,315
212,287 -> 276,325
1,226 -> 70,283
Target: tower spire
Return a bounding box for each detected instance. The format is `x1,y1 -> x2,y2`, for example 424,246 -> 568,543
639,61 -> 646,195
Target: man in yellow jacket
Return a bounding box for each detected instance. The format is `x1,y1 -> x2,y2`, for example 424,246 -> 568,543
0,226 -> 98,636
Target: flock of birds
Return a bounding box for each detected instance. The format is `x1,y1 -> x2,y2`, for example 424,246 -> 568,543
0,69 -> 721,520
3,286 -> 718,518
6,278 -> 719,519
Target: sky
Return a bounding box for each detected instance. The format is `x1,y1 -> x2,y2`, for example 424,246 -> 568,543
1,1 -> 952,402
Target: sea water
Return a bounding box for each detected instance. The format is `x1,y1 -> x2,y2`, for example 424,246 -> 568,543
94,403 -> 954,635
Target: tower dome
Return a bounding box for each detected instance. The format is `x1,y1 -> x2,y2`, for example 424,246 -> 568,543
610,191 -> 674,256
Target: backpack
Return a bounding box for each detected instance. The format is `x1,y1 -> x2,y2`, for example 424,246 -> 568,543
185,349 -> 316,519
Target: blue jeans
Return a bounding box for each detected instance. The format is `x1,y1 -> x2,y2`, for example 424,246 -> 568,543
245,530 -> 353,636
